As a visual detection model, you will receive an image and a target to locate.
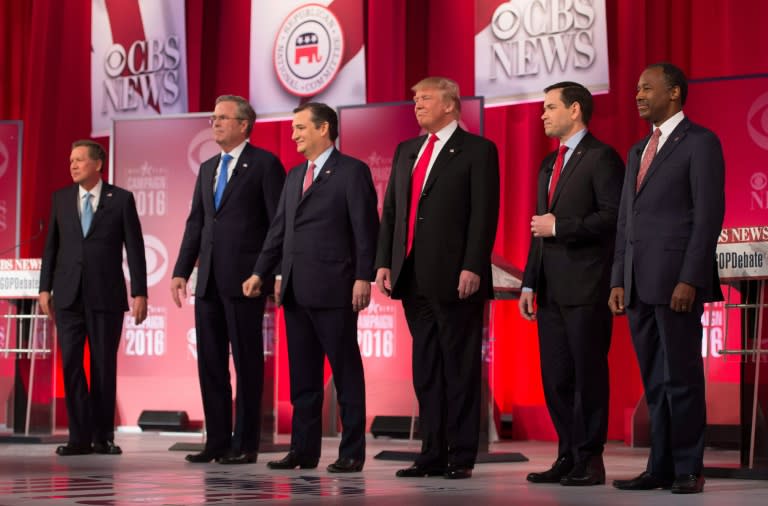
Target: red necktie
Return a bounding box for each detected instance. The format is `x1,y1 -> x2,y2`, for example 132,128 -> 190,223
302,162 -> 315,194
636,128 -> 661,191
407,134 -> 438,255
548,145 -> 569,205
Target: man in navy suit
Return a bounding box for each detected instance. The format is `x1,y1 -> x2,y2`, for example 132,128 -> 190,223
521,82 -> 624,486
610,63 -> 725,494
39,139 -> 147,456
375,77 -> 500,479
171,95 -> 286,465
243,102 -> 379,473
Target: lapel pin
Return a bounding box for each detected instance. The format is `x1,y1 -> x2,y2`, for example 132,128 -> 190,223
449,148 -> 455,153
107,192 -> 113,197
243,163 -> 248,167
325,170 -> 331,174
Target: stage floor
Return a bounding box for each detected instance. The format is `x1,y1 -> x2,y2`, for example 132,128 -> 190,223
0,433 -> 766,505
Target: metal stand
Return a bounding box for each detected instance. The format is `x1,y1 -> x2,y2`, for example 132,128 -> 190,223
704,279 -> 768,480
0,299 -> 66,443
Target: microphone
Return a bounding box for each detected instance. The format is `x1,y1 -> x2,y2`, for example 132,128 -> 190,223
0,219 -> 45,256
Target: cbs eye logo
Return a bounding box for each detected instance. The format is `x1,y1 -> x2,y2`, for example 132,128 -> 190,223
123,234 -> 168,287
747,90 -> 768,151
187,125 -> 221,175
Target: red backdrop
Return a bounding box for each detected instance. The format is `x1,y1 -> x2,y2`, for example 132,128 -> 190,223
2,0 -> 767,441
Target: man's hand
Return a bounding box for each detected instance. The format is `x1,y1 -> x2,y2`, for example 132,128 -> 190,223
132,296 -> 148,325
242,275 -> 263,298
352,280 -> 371,312
39,291 -> 53,318
273,277 -> 282,307
531,213 -> 556,238
457,270 -> 480,299
608,287 -> 625,315
670,282 -> 696,312
375,268 -> 392,297
170,277 -> 188,308
518,291 -> 536,321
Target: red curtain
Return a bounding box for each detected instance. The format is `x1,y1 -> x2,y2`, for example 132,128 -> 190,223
2,0 -> 767,440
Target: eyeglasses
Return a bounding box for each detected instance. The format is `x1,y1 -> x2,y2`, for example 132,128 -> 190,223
209,115 -> 246,125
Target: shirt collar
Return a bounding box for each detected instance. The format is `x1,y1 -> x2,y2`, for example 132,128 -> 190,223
430,120 -> 458,143
222,140 -> 248,161
563,128 -> 588,151
79,178 -> 103,201
309,145 -> 335,171
655,110 -> 685,138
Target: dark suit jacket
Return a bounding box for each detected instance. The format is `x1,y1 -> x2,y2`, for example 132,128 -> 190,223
611,117 -> 725,305
375,127 -> 500,301
39,181 -> 147,311
522,133 -> 624,305
173,142 -> 285,297
253,149 -> 379,308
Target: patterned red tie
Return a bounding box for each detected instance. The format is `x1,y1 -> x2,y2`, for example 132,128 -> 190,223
636,128 -> 661,191
406,134 -> 438,255
548,145 -> 569,206
302,162 -> 315,194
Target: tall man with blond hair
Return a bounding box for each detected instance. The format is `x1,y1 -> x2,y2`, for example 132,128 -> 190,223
375,76 -> 500,479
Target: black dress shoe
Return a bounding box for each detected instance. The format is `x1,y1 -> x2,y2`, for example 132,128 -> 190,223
267,452 -> 319,470
671,474 -> 704,494
185,450 -> 225,463
327,457 -> 364,473
395,464 -> 446,477
526,456 -> 574,483
55,443 -> 93,456
92,441 -> 122,455
219,451 -> 258,465
613,471 -> 674,490
560,456 -> 605,486
444,465 -> 473,479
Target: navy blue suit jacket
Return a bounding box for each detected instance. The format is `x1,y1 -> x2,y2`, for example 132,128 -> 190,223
611,117 -> 725,305
253,149 -> 379,308
39,182 -> 147,311
173,142 -> 286,297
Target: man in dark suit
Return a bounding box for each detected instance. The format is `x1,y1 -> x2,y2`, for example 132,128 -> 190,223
243,102 -> 378,473
520,82 -> 624,486
171,95 -> 285,465
375,76 -> 500,480
610,63 -> 725,494
39,139 -> 147,456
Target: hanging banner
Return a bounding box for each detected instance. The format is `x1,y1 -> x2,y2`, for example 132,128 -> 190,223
475,0 -> 610,107
250,0 -> 366,119
111,115 -> 216,424
91,0 -> 189,137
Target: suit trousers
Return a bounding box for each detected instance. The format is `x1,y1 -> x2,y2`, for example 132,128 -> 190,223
194,271 -> 266,454
400,258 -> 484,468
536,297 -> 611,462
627,292 -> 706,477
282,295 -> 366,461
55,283 -> 124,445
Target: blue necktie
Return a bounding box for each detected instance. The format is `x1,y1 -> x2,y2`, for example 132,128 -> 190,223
81,193 -> 93,236
214,153 -> 234,210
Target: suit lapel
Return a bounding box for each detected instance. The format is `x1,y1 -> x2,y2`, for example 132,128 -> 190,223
422,128 -> 463,194
549,140 -> 587,209
636,119 -> 690,195
86,182 -> 112,236
300,149 -> 337,203
217,146 -> 250,211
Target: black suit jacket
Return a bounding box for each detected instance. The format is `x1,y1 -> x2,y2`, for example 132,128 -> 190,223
173,142 -> 285,297
522,132 -> 624,305
611,118 -> 725,305
253,149 -> 379,308
39,181 -> 147,311
375,127 -> 500,301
